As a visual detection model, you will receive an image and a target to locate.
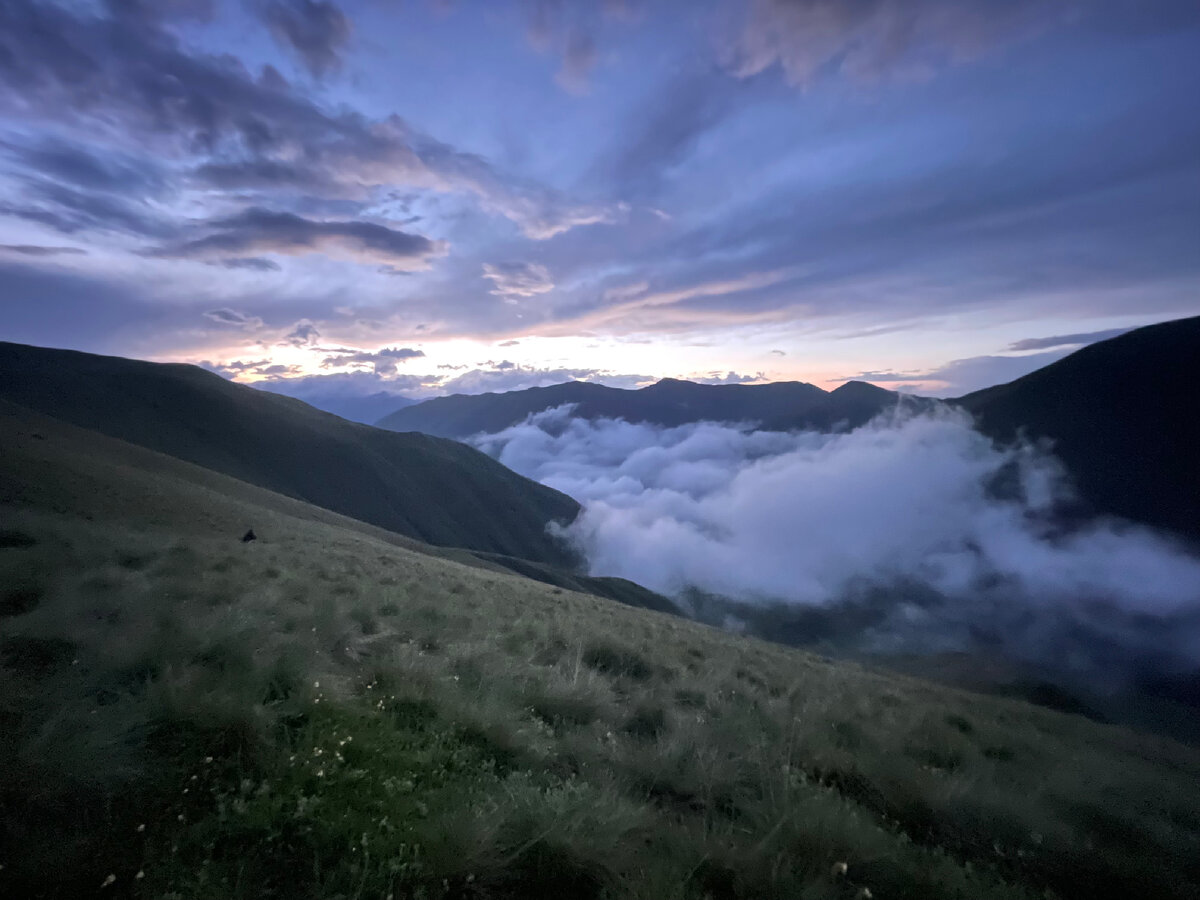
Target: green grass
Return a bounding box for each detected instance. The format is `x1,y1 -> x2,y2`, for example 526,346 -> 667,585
3,402 -> 1200,898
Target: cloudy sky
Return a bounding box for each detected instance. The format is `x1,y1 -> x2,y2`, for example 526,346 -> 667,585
0,0 -> 1197,398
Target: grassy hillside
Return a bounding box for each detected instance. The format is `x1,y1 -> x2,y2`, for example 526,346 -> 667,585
958,315 -> 1200,543
0,341 -> 579,566
376,378 -> 831,437
4,401 -> 1200,899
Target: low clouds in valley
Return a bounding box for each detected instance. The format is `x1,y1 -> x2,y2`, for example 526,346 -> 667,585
474,405 -> 1200,687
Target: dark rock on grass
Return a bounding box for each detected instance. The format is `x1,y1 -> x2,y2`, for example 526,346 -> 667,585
0,529 -> 37,549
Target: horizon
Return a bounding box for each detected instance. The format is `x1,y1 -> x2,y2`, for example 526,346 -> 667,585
0,330 -> 1095,403
1,1 -> 1197,399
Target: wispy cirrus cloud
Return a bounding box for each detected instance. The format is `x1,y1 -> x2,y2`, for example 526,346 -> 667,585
283,319 -> 321,347
155,208 -> 447,268
483,261 -> 555,301
0,244 -> 86,257
320,345 -> 426,374
1007,327 -> 1132,352
203,307 -> 264,330
257,0 -> 351,78
719,0 -> 1199,87
0,0 -> 619,246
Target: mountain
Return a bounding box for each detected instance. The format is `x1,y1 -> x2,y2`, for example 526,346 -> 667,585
0,341 -> 578,566
5,395 -> 1200,900
958,316 -> 1200,543
763,379 -> 935,431
374,377 -> 912,438
254,385 -> 417,425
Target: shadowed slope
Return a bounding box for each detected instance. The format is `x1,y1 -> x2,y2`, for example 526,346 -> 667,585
958,316 -> 1200,542
0,341 -> 580,566
764,380 -> 935,431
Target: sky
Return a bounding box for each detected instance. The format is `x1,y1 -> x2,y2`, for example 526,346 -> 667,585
0,0 -> 1197,399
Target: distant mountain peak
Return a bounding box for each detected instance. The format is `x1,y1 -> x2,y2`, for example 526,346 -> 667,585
379,377 -> 833,436
831,380 -> 892,397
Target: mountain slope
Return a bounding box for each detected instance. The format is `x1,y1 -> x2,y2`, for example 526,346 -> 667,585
0,341 -> 579,566
254,385 -> 417,424
376,377 -> 863,438
958,316 -> 1200,542
4,397 -> 1200,900
764,379 -> 935,431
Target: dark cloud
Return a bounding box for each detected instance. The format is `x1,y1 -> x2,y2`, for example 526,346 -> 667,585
217,256 -> 282,271
220,356 -> 655,400
498,339 -> 521,347
378,346 -> 424,361
0,136 -> 171,239
203,308 -> 264,329
568,78 -> 1200,335
1,178 -> 169,237
556,28 -> 597,92
198,357 -> 306,379
524,0 -> 558,49
0,0 -> 614,239
104,0 -> 215,25
482,261 -> 554,300
321,345 -> 426,374
258,0 -> 352,78
723,0 -> 1057,86
438,364 -> 651,395
1007,327 -> 1133,352
156,208 -> 446,268
254,369 -> 437,401
604,68 -> 745,196
283,319 -> 321,346
722,0 -> 1200,86
191,158 -> 321,190
203,359 -> 298,377
207,357 -> 272,373
0,244 -> 86,257
691,371 -> 766,384
848,350 -> 1071,396
3,137 -> 167,195
523,0 -> 642,93
769,349 -> 786,356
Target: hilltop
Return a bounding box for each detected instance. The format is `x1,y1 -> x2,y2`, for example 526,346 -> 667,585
959,315 -> 1200,543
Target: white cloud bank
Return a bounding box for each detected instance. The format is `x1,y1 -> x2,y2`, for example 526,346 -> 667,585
473,405 -> 1200,681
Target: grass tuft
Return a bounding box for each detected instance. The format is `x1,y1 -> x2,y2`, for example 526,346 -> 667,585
0,528 -> 37,549
582,639 -> 655,681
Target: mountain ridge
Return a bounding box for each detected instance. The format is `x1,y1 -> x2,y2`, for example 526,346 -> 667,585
958,315 -> 1200,543
375,377 -> 899,438
0,341 -> 580,567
